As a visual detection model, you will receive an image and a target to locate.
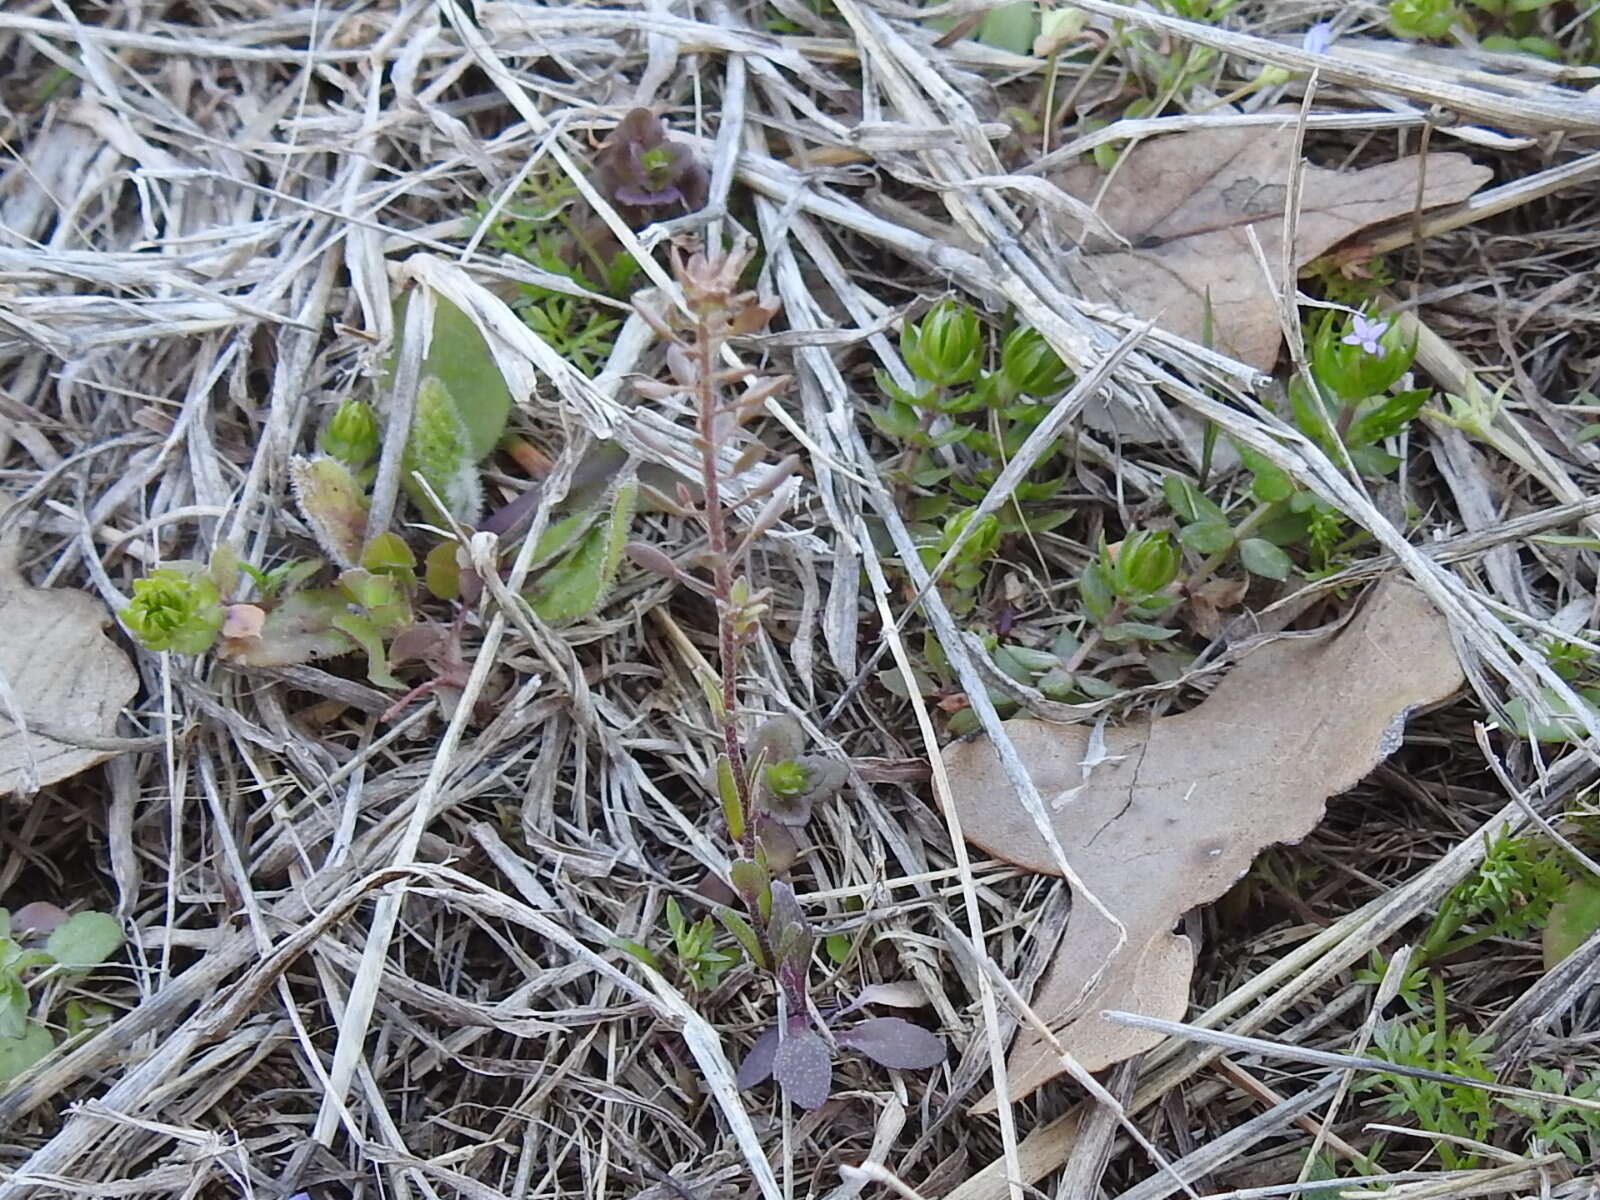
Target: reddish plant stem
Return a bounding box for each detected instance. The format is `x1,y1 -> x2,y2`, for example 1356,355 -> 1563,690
693,316 -> 757,861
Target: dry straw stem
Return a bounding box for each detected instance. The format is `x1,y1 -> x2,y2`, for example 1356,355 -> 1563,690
8,0 -> 1600,1197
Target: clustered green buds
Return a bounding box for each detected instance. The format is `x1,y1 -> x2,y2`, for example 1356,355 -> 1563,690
1079,530 -> 1182,640
764,760 -> 810,800
1114,529 -> 1181,597
319,399 -> 380,469
998,326 -> 1071,398
119,568 -> 225,655
902,300 -> 982,388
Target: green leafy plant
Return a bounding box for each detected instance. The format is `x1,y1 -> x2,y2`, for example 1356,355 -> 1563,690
1360,1015 -> 1497,1170
1499,637 -> 1600,744
1355,832 -> 1599,1168
0,906 -> 124,1083
615,898 -> 739,992
1499,1066 -> 1600,1164
1389,0 -> 1575,60
474,108 -> 708,376
1420,828 -> 1570,962
1163,307 -> 1426,587
870,301 -> 1076,615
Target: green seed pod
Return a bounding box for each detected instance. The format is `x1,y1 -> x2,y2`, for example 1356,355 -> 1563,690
319,399 -> 381,468
1114,530 -> 1180,599
903,301 -> 983,387
999,326 -> 1072,398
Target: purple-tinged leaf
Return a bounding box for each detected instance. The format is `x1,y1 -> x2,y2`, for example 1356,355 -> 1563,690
773,1028 -> 833,1109
768,881 -> 814,975
738,1024 -> 780,1089
836,1018 -> 946,1070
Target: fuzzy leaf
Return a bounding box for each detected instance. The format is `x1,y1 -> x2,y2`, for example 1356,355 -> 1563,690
773,1028 -> 832,1109
403,376 -> 482,525
716,907 -> 766,970
425,296 -> 513,461
0,1024 -> 52,1084
289,455 -> 369,569
10,902 -> 66,937
424,541 -> 463,601
528,477 -> 638,621
718,755 -> 744,842
46,911 -> 123,970
768,880 -> 814,976
836,1017 -> 947,1070
728,858 -> 769,909
738,1023 -> 780,1088
749,715 -> 806,768
331,613 -> 404,689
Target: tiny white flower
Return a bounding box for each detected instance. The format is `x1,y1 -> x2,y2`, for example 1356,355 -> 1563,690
1342,314 -> 1389,356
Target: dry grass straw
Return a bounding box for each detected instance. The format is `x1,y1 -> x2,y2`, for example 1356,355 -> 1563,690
4,0 -> 1600,1197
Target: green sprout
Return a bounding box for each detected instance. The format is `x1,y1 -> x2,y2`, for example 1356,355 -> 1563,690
319,399 -> 380,470
0,907 -> 124,1084
119,568 -> 225,655
1079,530 -> 1182,643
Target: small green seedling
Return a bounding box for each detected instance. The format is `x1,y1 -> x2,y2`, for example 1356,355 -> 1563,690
1079,529 -> 1182,644
615,898 -> 739,993
0,906 -> 124,1084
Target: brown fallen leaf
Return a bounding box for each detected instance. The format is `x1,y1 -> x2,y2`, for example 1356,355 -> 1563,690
0,545 -> 139,796
942,579 -> 1462,1106
1054,124 -> 1491,370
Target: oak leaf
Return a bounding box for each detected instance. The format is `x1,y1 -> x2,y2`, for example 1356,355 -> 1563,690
0,547 -> 139,796
1054,124 -> 1491,369
942,579 -> 1462,1104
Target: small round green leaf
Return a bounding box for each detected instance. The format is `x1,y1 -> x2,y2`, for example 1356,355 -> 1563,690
1544,876 -> 1600,971
1238,538 -> 1292,581
46,911 -> 124,970
0,1024 -> 53,1084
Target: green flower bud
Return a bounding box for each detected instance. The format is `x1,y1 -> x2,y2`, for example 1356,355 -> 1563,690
999,326 -> 1072,398
903,301 -> 983,388
120,568 -> 225,655
939,507 -> 1002,567
319,400 -> 381,468
765,760 -> 810,799
1112,529 -> 1180,599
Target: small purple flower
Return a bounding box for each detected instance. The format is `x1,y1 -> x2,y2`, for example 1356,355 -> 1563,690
1342,314 -> 1389,356
1302,22 -> 1334,55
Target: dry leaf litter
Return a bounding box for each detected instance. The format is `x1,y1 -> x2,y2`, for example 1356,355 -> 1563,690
2,3 -> 1600,1200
